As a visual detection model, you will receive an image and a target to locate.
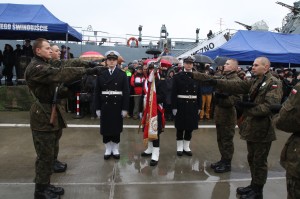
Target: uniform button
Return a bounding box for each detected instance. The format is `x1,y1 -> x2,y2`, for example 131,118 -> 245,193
105,102 -> 107,104
114,103 -> 116,104
115,96 -> 116,98
106,96 -> 108,98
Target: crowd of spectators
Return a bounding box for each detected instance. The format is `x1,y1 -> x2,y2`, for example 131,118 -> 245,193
78,56 -> 300,121
1,45 -> 300,121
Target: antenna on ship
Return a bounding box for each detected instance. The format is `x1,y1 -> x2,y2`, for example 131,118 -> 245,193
138,25 -> 143,42
217,18 -> 225,31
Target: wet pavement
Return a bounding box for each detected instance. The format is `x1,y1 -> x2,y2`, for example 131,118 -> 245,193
0,111 -> 289,199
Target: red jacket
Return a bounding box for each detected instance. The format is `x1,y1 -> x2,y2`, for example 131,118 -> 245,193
130,72 -> 145,95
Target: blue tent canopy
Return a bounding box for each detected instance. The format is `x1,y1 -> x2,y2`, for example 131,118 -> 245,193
203,30 -> 300,64
0,3 -> 82,42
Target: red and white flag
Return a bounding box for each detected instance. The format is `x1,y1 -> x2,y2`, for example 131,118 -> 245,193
141,70 -> 158,145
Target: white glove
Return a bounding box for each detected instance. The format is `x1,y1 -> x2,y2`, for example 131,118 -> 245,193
198,109 -> 201,114
172,109 -> 177,116
139,112 -> 143,119
122,110 -> 128,118
96,110 -> 101,118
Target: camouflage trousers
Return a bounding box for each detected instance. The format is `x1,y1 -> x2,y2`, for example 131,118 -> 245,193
216,124 -> 235,161
54,129 -> 63,160
247,141 -> 272,186
32,130 -> 58,184
287,174 -> 300,199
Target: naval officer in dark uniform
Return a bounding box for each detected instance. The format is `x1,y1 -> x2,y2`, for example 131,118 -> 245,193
94,51 -> 130,160
171,55 -> 202,156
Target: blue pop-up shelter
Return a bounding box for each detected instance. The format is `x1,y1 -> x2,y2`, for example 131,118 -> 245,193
0,3 -> 82,42
203,30 -> 300,65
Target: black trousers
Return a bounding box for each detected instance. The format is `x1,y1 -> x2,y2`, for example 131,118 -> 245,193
176,129 -> 193,140
103,135 -> 120,144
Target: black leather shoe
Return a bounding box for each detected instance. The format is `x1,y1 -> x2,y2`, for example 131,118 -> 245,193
214,163 -> 231,173
150,159 -> 158,166
240,189 -> 263,199
47,184 -> 64,195
183,150 -> 192,156
210,160 -> 222,169
53,161 -> 67,173
141,152 -> 152,157
177,151 -> 183,156
113,154 -> 120,159
104,154 -> 111,160
237,185 -> 253,195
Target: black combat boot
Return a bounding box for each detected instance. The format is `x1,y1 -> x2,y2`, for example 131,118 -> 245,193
47,184 -> 65,195
240,184 -> 263,199
53,160 -> 67,173
214,160 -> 231,173
210,160 -> 223,169
34,184 -> 60,199
236,185 -> 253,195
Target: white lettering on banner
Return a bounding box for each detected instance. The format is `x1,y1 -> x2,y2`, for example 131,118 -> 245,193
0,23 -> 11,30
0,23 -> 48,32
178,34 -> 227,59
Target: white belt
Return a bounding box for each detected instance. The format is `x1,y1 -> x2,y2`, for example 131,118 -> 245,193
102,91 -> 123,95
177,95 -> 197,99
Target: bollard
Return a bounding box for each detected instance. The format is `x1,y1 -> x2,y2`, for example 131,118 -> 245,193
72,92 -> 83,119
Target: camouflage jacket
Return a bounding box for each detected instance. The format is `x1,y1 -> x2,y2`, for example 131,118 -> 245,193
273,82 -> 300,178
193,71 -> 283,142
214,71 -> 241,125
25,56 -> 86,131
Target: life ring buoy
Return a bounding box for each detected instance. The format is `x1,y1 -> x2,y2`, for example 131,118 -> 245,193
127,37 -> 138,47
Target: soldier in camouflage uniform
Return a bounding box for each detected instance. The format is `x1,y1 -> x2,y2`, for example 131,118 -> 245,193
25,38 -> 102,199
193,57 -> 283,199
210,59 -> 242,173
49,44 -> 67,173
273,82 -> 300,199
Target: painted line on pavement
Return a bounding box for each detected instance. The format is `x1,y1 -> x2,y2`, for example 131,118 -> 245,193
0,176 -> 285,186
0,123 -> 225,129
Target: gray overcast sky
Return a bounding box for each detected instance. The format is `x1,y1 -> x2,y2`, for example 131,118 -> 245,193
4,0 -> 297,40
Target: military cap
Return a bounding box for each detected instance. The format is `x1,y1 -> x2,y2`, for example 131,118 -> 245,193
105,50 -> 120,59
182,55 -> 195,63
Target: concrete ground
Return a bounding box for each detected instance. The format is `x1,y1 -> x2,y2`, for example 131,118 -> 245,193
0,111 -> 289,199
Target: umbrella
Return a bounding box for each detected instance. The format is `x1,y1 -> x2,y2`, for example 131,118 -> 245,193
118,55 -> 125,64
214,56 -> 230,66
80,51 -> 104,61
145,48 -> 162,55
161,55 -> 179,64
194,54 -> 214,64
144,58 -> 172,68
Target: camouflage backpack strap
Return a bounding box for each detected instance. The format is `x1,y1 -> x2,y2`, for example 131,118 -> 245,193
28,89 -> 50,121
